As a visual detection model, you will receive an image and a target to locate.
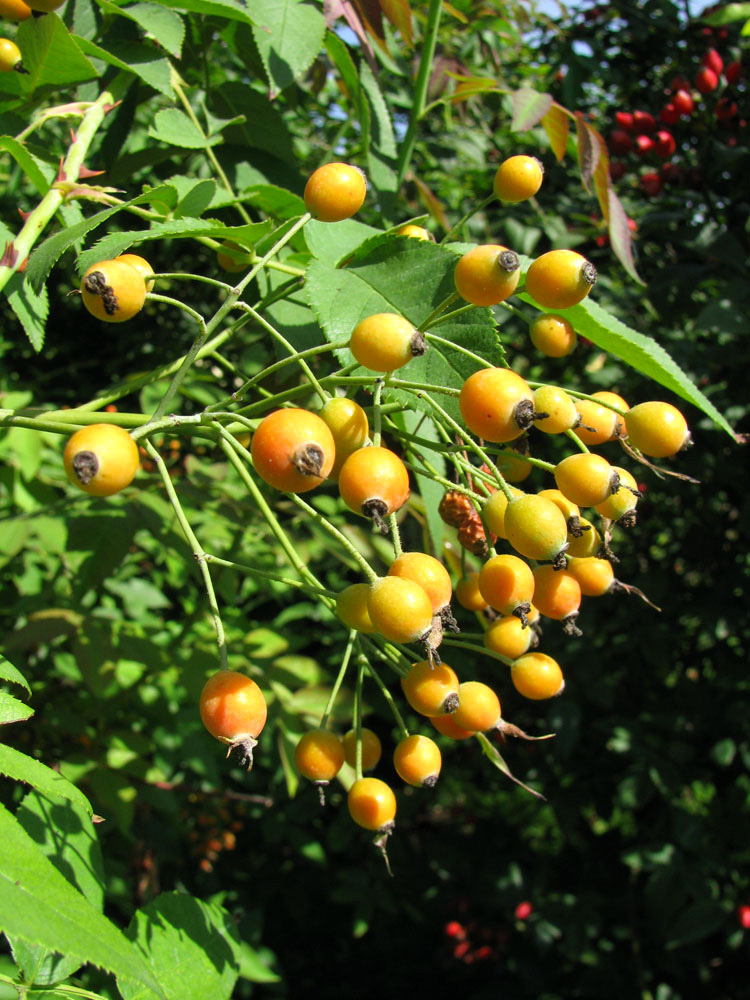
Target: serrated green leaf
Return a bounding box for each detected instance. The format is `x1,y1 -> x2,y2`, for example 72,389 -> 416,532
98,1 -> 185,58
147,0 -> 255,22
10,791 -> 105,986
17,15 -> 98,89
77,219 -> 270,274
243,184 -> 306,220
0,655 -> 30,694
25,199 -> 145,295
0,802 -> 162,997
207,82 -> 295,161
118,892 -> 263,1000
251,0 -> 327,96
306,237 -> 499,423
72,36 -> 173,97
304,218 -> 382,265
360,60 -> 396,158
0,692 -> 33,726
0,745 -> 92,817
0,136 -> 50,195
519,290 -> 735,438
148,109 -> 215,150
6,271 -> 48,352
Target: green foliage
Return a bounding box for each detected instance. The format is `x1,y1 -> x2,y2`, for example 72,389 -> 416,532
0,1 -> 748,998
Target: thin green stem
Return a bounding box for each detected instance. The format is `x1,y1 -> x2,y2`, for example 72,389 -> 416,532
365,662 -> 409,739
498,300 -> 533,323
353,658 -> 365,780
320,630 -> 357,728
150,213 -> 311,422
440,193 -> 495,245
234,303 -> 328,405
440,636 -> 513,667
204,554 -> 336,599
389,513 -> 403,558
153,272 -> 234,290
0,76 -> 130,293
372,378 -> 384,447
565,428 -> 590,453
173,76 -> 251,224
217,428 -> 328,596
289,493 -> 378,583
418,390 -> 513,498
65,327 -> 236,413
207,339 -> 348,412
396,0 -> 443,189
424,331 -> 493,369
418,292 -> 460,331
429,302 -> 484,327
145,440 -> 228,669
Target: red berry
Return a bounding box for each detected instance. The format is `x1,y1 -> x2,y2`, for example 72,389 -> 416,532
515,901 -> 533,920
701,48 -> 723,76
609,160 -> 626,181
654,130 -> 676,157
716,97 -> 738,122
660,102 -> 680,125
609,129 -> 633,155
633,110 -> 655,133
670,74 -> 690,92
641,172 -> 662,196
634,135 -> 653,156
615,110 -> 634,131
445,920 -> 467,939
738,905 -> 750,929
725,60 -> 742,86
696,67 -> 719,93
673,89 -> 694,115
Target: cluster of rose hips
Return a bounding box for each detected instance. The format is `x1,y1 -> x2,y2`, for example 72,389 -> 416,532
608,48 -> 745,196
64,155 -> 693,854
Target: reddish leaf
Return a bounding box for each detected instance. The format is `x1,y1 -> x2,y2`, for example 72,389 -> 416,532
355,0 -> 388,52
324,0 -> 376,63
511,89 -> 554,132
606,186 -> 644,286
379,0 -> 413,47
413,176 -> 450,231
447,74 -> 499,103
542,105 -> 569,162
575,112 -> 600,193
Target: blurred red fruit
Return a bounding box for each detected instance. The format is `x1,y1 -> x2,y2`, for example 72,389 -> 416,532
701,48 -> 723,76
474,945 -> 494,960
673,89 -> 694,115
445,920 -> 467,939
627,217 -> 638,233
633,110 -> 656,133
661,162 -> 682,183
670,74 -> 690,92
640,172 -> 662,196
515,901 -> 533,920
696,67 -> 719,93
453,941 -> 471,959
660,102 -> 680,125
654,130 -> 676,157
615,110 -> 635,131
716,97 -> 738,122
610,129 -> 633,154
725,60 -> 742,86
609,160 -> 626,181
634,135 -> 654,155
738,905 -> 750,929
